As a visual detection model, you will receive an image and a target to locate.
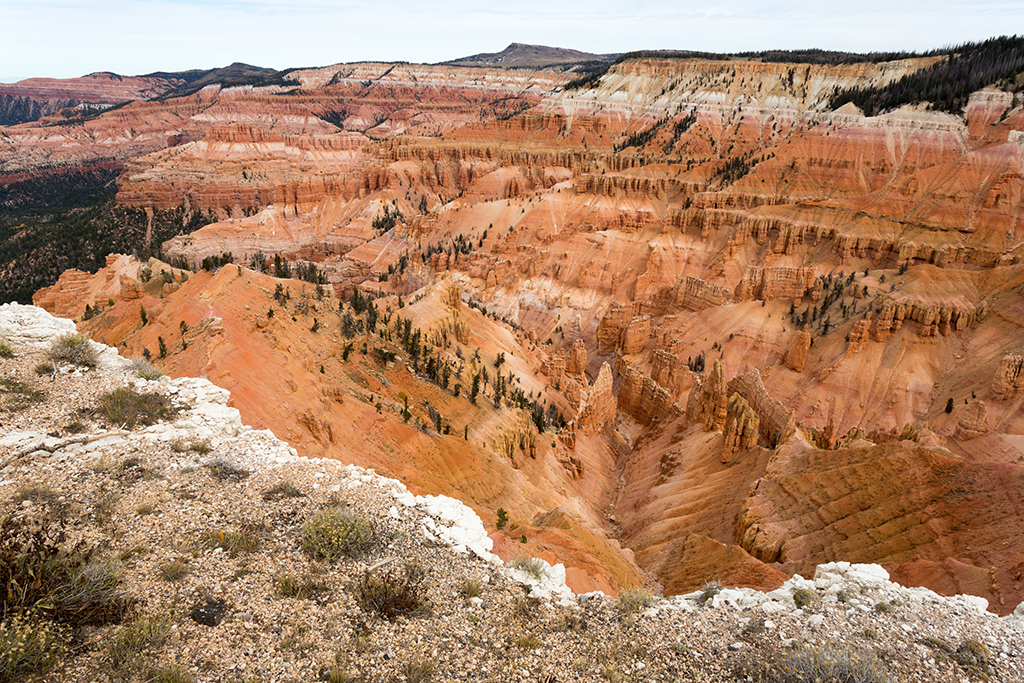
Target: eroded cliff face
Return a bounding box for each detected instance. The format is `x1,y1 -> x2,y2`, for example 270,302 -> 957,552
25,52 -> 1024,611
0,72 -> 188,126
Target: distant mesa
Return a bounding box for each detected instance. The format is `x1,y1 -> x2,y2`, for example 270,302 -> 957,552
442,42 -> 619,69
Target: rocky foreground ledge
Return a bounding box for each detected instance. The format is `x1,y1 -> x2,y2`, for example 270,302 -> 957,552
1,302 -> 1023,683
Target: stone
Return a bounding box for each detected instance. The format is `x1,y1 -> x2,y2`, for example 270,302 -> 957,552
784,328 -> 811,372
191,598 -> 228,627
954,399 -> 990,440
847,318 -> 871,353
617,364 -> 681,426
566,338 -> 587,376
722,393 -> 759,463
577,363 -> 615,434
686,360 -> 727,432
619,315 -> 651,355
992,355 -> 1024,400
726,369 -> 795,448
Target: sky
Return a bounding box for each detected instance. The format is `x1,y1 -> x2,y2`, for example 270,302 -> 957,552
2,0 -> 1023,81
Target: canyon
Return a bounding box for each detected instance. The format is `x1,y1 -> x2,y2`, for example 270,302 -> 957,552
11,45 -> 1024,613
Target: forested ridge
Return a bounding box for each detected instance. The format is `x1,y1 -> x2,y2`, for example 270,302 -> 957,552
829,35 -> 1024,115
0,166 -> 211,303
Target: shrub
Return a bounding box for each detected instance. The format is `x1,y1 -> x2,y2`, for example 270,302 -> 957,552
262,481 -> 305,501
131,358 -> 163,380
516,634 -> 540,649
202,522 -> 263,555
146,663 -> 194,683
955,639 -> 991,678
0,612 -> 68,682
0,378 -> 45,412
301,507 -> 376,562
171,439 -> 210,454
617,587 -> 655,616
12,482 -> 58,505
33,362 -> 53,376
47,332 -> 98,368
355,562 -> 430,621
771,645 -> 894,683
698,581 -> 723,606
401,656 -> 435,683
107,613 -> 172,672
509,556 -> 546,581
793,587 -> 820,608
274,573 -> 327,600
204,457 -> 249,482
97,387 -> 177,428
0,514 -> 131,625
158,559 -> 190,582
0,339 -> 13,358
460,577 -> 483,600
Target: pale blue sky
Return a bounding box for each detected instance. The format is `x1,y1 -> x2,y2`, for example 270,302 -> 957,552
2,0 -> 1022,81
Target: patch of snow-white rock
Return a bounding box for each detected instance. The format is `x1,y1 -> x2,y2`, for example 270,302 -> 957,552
0,301 -> 130,371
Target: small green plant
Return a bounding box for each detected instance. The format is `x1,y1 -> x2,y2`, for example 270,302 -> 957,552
34,362 -> 53,375
0,514 -> 131,625
923,636 -> 953,653
698,581 -> 723,606
131,358 -> 163,380
159,559 -> 190,582
301,507 -> 376,562
516,633 -> 541,649
262,481 -> 305,501
873,600 -> 893,613
204,457 -> 249,481
793,587 -> 820,609
146,662 -> 194,683
0,612 -> 68,682
617,587 -> 655,616
187,440 -> 211,454
496,507 -> 508,530
460,577 -> 483,600
771,645 -> 895,683
118,546 -> 149,562
274,572 -> 327,600
107,613 -> 172,672
863,628 -> 878,639
0,339 -> 13,358
202,522 -> 264,555
355,562 -> 430,621
136,502 -> 157,515
401,656 -> 435,683
97,387 -> 177,428
47,332 -> 98,367
955,639 -> 991,678
509,556 -> 546,581
13,482 -> 59,505
0,378 -> 46,412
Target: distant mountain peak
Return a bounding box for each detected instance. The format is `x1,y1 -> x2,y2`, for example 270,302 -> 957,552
442,43 -> 618,70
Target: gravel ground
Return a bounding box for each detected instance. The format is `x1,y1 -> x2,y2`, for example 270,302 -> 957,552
2,320 -> 1023,683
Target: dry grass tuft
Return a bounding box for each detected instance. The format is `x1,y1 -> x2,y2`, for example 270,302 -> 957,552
47,333 -> 98,368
